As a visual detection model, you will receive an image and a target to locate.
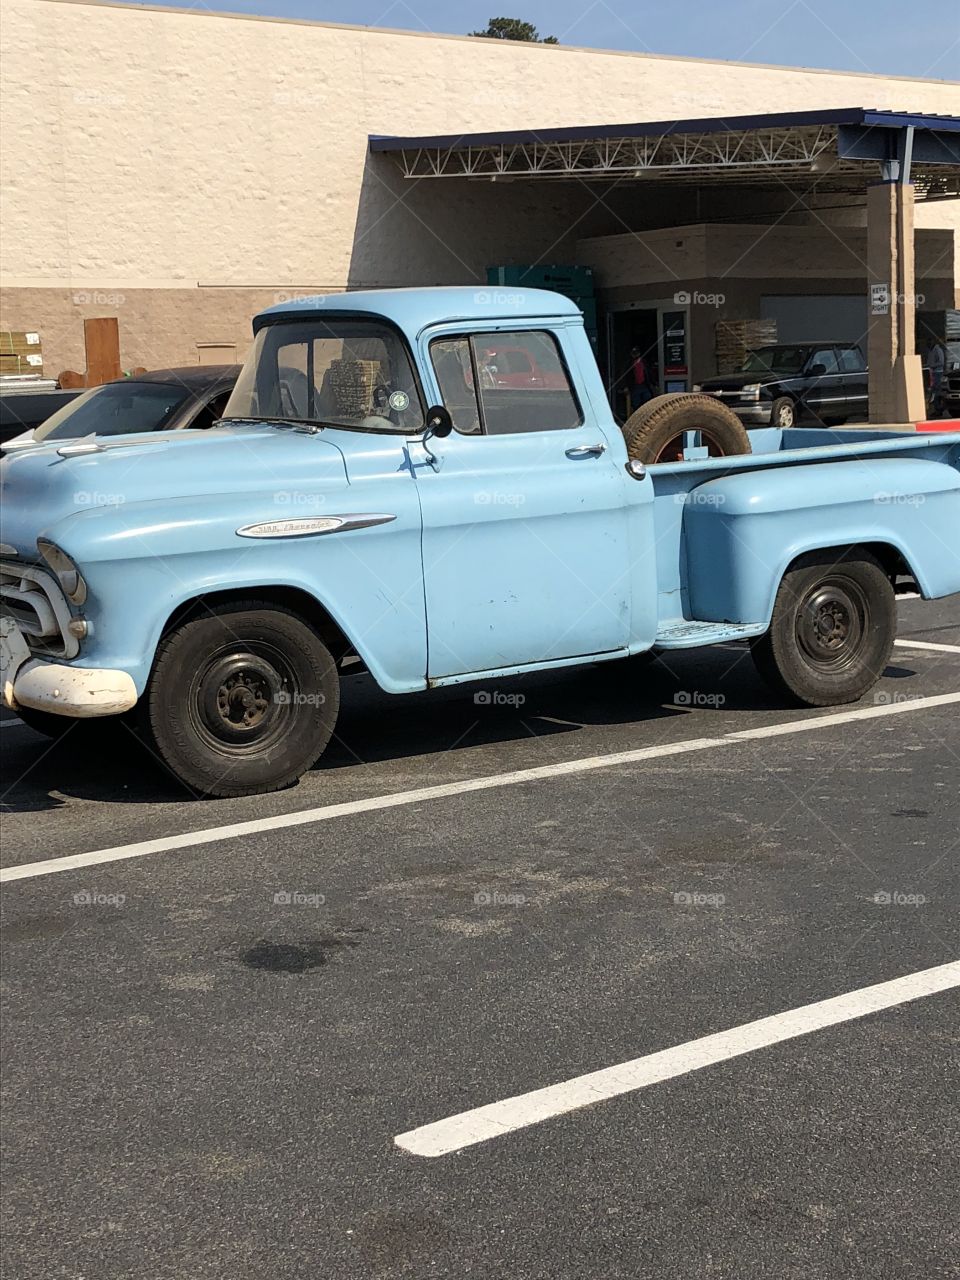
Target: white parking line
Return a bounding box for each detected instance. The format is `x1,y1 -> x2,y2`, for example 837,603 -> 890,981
395,960 -> 960,1158
2,691 -> 958,884
893,639 -> 960,655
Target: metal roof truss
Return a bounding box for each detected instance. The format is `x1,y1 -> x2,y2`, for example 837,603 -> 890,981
389,123 -> 959,196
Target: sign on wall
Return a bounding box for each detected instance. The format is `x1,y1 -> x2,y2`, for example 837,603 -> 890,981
871,283 -> 891,316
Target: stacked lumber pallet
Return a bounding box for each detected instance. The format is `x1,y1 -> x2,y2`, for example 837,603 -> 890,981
326,358 -> 383,417
714,320 -> 777,373
0,330 -> 44,380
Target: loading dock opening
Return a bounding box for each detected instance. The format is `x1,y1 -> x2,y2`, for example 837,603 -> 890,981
372,109 -> 960,424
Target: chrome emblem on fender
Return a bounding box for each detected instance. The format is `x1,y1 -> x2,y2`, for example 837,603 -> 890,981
236,514 -> 397,539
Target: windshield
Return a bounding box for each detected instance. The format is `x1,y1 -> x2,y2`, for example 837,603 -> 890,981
33,381 -> 191,442
738,346 -> 811,376
224,319 -> 423,433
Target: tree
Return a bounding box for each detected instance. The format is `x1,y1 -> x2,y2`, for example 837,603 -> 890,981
469,17 -> 559,43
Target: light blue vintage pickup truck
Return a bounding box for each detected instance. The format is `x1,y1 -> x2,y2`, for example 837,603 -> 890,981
2,288 -> 959,796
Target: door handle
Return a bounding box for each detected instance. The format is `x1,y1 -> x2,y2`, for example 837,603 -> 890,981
565,443 -> 607,458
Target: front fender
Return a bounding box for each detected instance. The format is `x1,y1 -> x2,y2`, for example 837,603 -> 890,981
682,457 -> 960,625
45,493 -> 428,696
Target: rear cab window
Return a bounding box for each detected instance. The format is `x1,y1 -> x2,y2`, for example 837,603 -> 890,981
430,330 -> 583,435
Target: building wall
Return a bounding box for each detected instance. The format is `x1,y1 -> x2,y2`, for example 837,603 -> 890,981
578,223 -> 955,383
1,0 -> 958,371
578,224 -> 955,289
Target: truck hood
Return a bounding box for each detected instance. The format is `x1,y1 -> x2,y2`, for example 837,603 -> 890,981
0,426 -> 349,555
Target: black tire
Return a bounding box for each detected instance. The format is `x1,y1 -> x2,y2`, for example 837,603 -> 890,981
622,393 -> 751,464
750,550 -> 896,707
770,396 -> 797,428
13,704 -> 135,744
143,601 -> 340,798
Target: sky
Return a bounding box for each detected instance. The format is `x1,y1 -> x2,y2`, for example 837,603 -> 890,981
117,0 -> 959,79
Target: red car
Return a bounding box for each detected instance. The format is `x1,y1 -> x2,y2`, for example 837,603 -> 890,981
472,337 -> 570,391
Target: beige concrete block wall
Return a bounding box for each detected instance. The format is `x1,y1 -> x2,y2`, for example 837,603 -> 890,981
1,0 -> 958,370
578,224 -> 955,289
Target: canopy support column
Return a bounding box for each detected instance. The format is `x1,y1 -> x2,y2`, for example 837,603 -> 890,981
867,135 -> 925,423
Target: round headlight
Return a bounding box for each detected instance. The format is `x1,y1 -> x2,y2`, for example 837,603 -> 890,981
37,538 -> 87,605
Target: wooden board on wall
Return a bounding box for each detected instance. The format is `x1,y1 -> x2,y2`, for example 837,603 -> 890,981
83,317 -> 121,386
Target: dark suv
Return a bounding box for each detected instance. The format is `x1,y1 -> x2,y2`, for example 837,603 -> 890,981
695,343 -> 868,428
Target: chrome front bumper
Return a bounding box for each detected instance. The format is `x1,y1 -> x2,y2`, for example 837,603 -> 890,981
732,404 -> 772,425
1,617 -> 137,717
701,394 -> 770,426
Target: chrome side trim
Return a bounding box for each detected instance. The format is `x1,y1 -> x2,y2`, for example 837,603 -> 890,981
236,514 -> 397,540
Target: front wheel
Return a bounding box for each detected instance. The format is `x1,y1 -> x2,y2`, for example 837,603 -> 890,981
750,551 -> 896,707
143,601 -> 340,797
770,397 -> 796,428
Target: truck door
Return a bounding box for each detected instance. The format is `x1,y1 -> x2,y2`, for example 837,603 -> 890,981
412,325 -> 635,680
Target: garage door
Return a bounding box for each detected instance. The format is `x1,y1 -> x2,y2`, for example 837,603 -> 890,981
761,295 -> 867,345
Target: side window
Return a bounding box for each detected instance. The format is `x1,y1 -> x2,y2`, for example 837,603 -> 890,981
430,331 -> 582,435
838,347 -> 865,373
808,348 -> 839,375
191,390 -> 231,431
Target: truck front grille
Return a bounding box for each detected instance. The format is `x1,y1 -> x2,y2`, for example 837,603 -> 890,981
0,560 -> 78,658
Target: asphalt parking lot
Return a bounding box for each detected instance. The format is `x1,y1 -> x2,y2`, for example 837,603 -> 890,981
1,596 -> 958,1280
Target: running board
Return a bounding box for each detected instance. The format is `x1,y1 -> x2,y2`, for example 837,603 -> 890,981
653,620 -> 767,649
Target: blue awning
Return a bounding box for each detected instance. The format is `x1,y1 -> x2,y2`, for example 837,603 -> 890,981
370,108 -> 960,154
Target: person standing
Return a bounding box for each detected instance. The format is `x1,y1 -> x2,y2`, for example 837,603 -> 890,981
628,345 -> 655,412
926,338 -> 946,418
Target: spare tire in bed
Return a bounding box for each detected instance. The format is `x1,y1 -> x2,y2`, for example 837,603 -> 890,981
622,393 -> 752,464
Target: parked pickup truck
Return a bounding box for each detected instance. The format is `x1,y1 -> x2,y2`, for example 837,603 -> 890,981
695,342 -> 869,428
2,288 -> 959,798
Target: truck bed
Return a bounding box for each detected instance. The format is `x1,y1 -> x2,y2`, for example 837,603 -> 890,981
650,426 -> 960,641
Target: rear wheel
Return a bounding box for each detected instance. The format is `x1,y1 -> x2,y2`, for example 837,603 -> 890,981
770,396 -> 796,428
750,550 -> 896,706
143,601 -> 339,797
622,393 -> 751,464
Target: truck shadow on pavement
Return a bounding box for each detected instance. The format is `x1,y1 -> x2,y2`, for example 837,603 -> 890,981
0,645 -> 917,815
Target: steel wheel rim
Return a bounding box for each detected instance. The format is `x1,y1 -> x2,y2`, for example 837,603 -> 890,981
189,642 -> 297,753
795,577 -> 868,673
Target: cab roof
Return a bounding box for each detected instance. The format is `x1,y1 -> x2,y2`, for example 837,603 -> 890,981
252,286 -> 583,336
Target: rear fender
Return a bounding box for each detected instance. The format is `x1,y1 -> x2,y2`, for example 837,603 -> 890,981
681,457 -> 960,625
